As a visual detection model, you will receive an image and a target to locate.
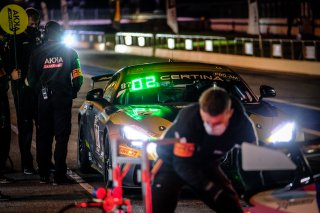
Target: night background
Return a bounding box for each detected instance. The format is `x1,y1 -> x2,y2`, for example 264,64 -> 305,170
2,0 -> 320,18
1,1 -> 320,41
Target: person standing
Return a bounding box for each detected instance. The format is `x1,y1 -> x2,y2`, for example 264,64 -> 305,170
26,21 -> 83,184
152,87 -> 258,213
8,7 -> 42,175
0,53 -> 13,184
0,53 -> 12,201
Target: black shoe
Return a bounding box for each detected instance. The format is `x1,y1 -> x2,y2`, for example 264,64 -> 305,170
40,176 -> 50,184
53,175 -> 75,186
49,164 -> 55,173
24,168 -> 36,175
0,176 -> 14,184
0,192 -> 10,201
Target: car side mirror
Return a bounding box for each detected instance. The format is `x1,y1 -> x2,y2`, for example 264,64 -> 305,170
86,88 -> 104,101
259,85 -> 276,100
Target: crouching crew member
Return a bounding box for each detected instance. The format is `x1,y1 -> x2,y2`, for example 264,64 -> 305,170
152,87 -> 258,213
26,21 -> 83,185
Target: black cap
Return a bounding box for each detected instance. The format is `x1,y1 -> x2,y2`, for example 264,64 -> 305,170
26,7 -> 41,25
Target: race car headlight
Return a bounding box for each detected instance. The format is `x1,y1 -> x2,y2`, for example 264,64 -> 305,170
123,126 -> 149,142
147,142 -> 157,154
268,122 -> 295,143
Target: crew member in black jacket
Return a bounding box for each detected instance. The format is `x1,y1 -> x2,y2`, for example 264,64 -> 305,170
0,52 -> 13,200
0,53 -> 13,184
152,87 -> 258,213
26,21 -> 83,185
8,8 -> 42,175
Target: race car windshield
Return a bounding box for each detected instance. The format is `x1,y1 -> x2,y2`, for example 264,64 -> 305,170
114,72 -> 257,105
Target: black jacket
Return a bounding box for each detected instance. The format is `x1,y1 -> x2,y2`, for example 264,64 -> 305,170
27,41 -> 83,99
0,56 -> 9,93
157,98 -> 257,191
6,30 -> 41,83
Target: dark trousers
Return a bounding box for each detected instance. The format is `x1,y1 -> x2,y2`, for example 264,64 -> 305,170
37,94 -> 72,178
0,92 -> 11,173
152,163 -> 243,213
11,82 -> 38,170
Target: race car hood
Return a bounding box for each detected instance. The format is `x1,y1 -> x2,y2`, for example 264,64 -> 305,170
108,101 -> 300,143
109,104 -> 181,138
244,101 -> 299,143
245,101 -> 278,117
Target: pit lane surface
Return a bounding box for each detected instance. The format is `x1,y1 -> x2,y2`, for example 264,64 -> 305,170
1,50 -> 320,212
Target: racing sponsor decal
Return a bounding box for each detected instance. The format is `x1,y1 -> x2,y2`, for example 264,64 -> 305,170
94,115 -> 101,153
213,72 -> 240,80
121,72 -> 240,89
174,142 -> 195,157
119,145 -> 141,158
159,73 -> 239,81
43,57 -> 64,69
0,4 -> 28,35
72,68 -> 82,78
120,83 -> 127,90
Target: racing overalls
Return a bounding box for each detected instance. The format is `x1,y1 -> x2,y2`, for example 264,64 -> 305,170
27,41 -> 83,179
152,98 -> 258,213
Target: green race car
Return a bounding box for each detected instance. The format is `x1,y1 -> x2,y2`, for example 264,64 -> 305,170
78,62 -> 305,192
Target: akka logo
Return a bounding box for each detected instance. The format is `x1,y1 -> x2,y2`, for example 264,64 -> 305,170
43,57 -> 64,69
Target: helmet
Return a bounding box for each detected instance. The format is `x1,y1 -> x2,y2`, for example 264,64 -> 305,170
44,21 -> 63,41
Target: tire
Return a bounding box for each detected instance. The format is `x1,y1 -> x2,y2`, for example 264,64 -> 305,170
78,123 -> 92,173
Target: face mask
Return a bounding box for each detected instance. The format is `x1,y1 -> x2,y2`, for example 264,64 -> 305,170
26,26 -> 39,37
203,122 -> 227,136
